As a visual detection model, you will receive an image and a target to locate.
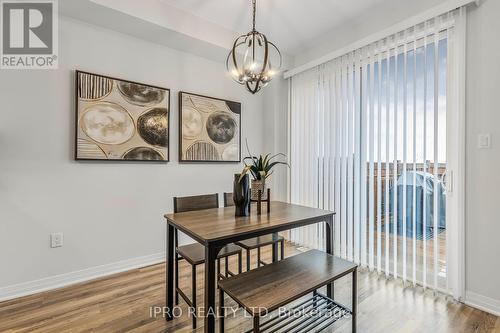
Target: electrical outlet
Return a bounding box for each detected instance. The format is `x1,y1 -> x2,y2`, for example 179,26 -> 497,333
50,232 -> 63,248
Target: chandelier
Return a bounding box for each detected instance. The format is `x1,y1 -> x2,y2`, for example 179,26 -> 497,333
226,0 -> 282,94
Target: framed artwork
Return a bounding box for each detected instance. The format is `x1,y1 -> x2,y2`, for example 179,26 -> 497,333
75,70 -> 170,162
179,92 -> 241,163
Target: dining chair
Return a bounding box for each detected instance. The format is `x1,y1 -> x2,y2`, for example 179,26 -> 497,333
173,193 -> 242,329
223,192 -> 285,271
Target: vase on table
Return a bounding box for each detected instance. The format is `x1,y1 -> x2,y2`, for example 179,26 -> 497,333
234,173 -> 250,217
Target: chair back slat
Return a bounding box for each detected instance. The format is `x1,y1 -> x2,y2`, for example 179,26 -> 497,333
174,193 -> 219,213
223,192 -> 234,207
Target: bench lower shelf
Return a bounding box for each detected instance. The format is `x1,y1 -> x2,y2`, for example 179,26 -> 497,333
244,292 -> 352,333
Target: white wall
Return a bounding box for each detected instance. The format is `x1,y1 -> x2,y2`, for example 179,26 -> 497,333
464,0 -> 500,312
0,17 -> 265,291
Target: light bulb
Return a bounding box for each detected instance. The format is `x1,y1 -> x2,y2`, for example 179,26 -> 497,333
231,69 -> 240,78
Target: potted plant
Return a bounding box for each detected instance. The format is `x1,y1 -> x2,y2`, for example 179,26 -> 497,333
239,141 -> 289,201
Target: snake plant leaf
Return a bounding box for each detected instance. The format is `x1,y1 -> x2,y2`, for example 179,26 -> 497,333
243,156 -> 258,165
250,165 -> 260,179
262,153 -> 271,169
264,170 -> 274,179
265,161 -> 289,173
245,138 -> 255,161
238,164 -> 253,183
268,152 -> 286,162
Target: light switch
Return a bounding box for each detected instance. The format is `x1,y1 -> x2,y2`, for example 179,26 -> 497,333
478,134 -> 491,149
50,232 -> 64,248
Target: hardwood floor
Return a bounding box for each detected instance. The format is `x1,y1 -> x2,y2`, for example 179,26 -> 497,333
1,243 -> 498,333
373,230 -> 448,289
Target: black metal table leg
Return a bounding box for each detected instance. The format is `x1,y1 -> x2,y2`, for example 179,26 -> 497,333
225,257 -> 229,278
165,223 -> 174,320
219,289 -> 225,333
174,256 -> 179,305
204,244 -> 221,333
253,316 -> 260,333
174,230 -> 179,305
280,239 -> 285,260
192,265 -> 197,329
257,247 -> 261,267
246,249 -> 251,271
352,268 -> 357,333
325,216 -> 334,299
272,232 -> 279,263
217,259 -> 221,283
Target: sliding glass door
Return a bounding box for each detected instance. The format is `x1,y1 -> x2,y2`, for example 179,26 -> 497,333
289,12 -> 465,294
365,36 -> 448,289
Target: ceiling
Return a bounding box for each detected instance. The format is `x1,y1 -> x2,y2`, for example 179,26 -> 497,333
160,0 -> 391,54
61,0 -> 448,66
160,0 -> 449,55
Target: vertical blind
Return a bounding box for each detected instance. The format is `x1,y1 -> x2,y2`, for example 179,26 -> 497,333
289,9 -> 465,294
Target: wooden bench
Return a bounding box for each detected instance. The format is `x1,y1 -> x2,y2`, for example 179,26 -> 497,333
218,249 -> 357,333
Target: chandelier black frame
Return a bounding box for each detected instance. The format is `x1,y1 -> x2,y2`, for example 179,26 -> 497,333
226,0 -> 282,94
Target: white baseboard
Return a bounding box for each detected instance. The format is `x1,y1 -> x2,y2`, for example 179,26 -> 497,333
464,291 -> 500,317
0,252 -> 165,302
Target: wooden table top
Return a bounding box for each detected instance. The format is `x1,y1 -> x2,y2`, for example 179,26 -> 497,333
164,201 -> 334,245
218,249 -> 357,316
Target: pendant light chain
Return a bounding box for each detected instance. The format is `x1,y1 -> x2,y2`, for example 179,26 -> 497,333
252,0 -> 256,32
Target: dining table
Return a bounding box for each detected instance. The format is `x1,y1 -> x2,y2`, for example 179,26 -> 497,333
164,201 -> 335,333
